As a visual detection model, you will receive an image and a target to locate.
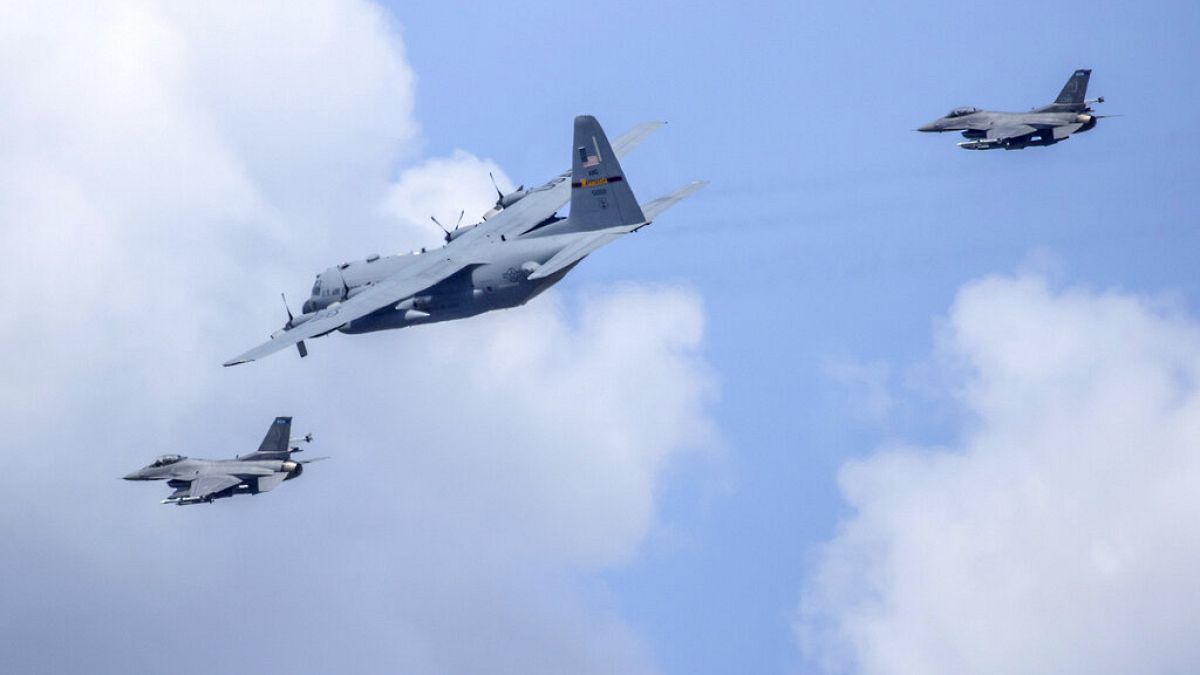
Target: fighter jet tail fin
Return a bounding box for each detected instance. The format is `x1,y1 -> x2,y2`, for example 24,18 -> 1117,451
1054,69 -> 1091,106
566,115 -> 646,233
239,416 -> 293,460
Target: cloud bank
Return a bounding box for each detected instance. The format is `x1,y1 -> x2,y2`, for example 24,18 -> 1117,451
801,275 -> 1200,675
0,2 -> 714,673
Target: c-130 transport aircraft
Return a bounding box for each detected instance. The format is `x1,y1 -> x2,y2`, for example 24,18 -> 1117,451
224,115 -> 705,366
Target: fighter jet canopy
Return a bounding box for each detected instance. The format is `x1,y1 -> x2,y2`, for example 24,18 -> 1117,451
150,454 -> 185,467
946,106 -> 980,118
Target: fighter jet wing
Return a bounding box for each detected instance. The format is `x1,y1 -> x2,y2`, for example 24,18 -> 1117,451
223,253 -> 477,366
187,474 -> 242,499
461,121 -> 666,242
987,124 -> 1037,141
527,181 -> 707,281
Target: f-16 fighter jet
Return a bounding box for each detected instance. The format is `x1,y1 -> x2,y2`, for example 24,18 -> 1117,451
224,115 -> 705,366
123,417 -> 325,505
918,69 -> 1107,150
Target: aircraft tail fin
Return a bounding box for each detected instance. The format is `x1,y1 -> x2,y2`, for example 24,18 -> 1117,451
1054,69 -> 1091,106
566,115 -> 646,233
240,416 -> 293,460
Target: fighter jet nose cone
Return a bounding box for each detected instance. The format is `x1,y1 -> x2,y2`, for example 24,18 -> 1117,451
123,472 -> 141,480
917,123 -> 937,132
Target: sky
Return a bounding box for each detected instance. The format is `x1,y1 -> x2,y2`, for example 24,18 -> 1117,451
1,1 -> 1198,673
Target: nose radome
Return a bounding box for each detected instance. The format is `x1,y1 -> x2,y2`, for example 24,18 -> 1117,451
917,121 -> 939,132
123,471 -> 142,480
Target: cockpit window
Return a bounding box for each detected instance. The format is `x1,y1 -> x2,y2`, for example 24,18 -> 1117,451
947,107 -> 980,118
311,279 -> 321,295
150,454 -> 184,467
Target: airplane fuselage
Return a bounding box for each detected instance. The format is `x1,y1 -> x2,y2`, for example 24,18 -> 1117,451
918,110 -> 1099,150
123,457 -> 303,503
300,231 -> 583,335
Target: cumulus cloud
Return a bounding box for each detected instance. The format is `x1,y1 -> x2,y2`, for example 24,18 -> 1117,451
379,150 -> 513,247
799,275 -> 1200,675
0,2 -> 715,673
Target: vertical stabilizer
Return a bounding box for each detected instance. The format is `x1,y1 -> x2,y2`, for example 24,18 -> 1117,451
241,416 -> 293,460
567,115 -> 645,232
1054,69 -> 1091,106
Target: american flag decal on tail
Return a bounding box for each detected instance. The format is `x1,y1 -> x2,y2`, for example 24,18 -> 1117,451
578,138 -> 602,167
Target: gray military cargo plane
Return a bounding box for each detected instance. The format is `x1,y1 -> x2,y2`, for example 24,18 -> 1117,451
223,115 -> 705,366
123,417 -> 325,505
918,69 -> 1107,150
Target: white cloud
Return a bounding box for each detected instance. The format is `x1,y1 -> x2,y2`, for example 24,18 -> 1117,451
0,3 -> 715,673
379,149 -> 513,248
799,275 -> 1200,675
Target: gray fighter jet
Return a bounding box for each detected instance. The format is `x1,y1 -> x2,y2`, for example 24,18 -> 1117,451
918,69 -> 1107,150
224,115 -> 705,366
123,417 -> 325,505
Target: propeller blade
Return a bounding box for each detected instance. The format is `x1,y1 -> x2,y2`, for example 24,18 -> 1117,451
430,215 -> 452,242
280,293 -> 294,321
489,171 -> 504,200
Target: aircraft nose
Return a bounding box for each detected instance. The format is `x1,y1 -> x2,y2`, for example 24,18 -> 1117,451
917,121 -> 939,132
123,471 -> 142,480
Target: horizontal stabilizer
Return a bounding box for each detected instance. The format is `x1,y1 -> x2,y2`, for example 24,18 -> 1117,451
527,180 -> 705,281
611,121 -> 666,156
1052,122 -> 1084,140
640,181 -> 708,223
256,472 -> 288,493
527,231 -> 623,280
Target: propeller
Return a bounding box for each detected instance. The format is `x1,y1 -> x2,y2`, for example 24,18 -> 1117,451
490,172 -> 525,208
280,293 -> 307,358
430,210 -> 465,243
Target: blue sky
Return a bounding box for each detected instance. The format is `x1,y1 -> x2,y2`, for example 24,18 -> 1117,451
388,2 -> 1199,672
1,1 -> 1198,673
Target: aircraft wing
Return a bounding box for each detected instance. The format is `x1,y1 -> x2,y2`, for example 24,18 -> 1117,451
527,181 -> 707,281
187,474 -> 242,499
223,253 -> 477,366
987,124 -> 1037,141
462,121 -> 666,242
